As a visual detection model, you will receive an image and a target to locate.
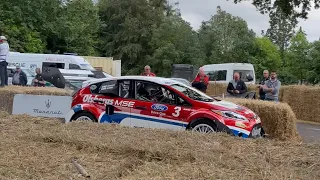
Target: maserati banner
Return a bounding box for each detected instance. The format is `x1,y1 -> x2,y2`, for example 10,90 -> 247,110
12,94 -> 72,118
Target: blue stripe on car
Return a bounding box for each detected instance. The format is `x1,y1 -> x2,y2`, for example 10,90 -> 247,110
100,112 -> 187,127
73,105 -> 82,113
230,129 -> 249,138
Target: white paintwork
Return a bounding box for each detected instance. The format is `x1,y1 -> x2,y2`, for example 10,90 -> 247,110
202,63 -> 256,84
226,125 -> 251,135
7,51 -> 95,72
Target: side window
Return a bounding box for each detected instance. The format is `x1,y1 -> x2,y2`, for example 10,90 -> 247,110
91,80 -> 119,96
177,96 -> 191,106
43,62 -> 65,69
135,81 -> 175,105
205,70 -> 227,81
119,80 -> 131,98
234,70 -> 254,82
69,64 -> 81,69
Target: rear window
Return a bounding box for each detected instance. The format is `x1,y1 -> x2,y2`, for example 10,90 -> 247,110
90,80 -> 119,96
234,70 -> 254,82
204,70 -> 227,81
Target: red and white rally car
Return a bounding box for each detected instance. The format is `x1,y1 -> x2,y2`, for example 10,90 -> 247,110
65,76 -> 264,138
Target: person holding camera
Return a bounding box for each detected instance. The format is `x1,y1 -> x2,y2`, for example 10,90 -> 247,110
227,72 -> 247,96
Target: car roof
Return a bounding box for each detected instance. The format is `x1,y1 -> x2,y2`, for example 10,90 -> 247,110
83,76 -> 181,87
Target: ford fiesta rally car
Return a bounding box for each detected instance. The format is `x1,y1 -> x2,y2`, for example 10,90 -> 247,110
65,76 -> 265,138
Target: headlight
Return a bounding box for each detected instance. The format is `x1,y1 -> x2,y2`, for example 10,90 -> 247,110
212,110 -> 248,121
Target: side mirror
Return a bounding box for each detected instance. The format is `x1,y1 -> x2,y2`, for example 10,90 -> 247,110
106,105 -> 114,115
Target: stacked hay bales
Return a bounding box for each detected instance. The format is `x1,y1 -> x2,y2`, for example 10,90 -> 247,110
0,86 -> 70,114
281,85 -> 320,123
222,98 -> 300,140
0,114 -> 319,179
206,83 -> 258,97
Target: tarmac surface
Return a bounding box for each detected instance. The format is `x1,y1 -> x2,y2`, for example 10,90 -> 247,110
297,122 -> 320,143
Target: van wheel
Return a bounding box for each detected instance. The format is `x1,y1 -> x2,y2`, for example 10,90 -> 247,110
72,112 -> 97,122
190,119 -> 217,133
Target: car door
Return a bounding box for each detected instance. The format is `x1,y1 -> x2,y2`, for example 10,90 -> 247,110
130,80 -> 190,130
91,79 -> 134,126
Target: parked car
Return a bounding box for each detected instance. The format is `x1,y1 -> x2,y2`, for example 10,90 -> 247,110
169,78 -> 191,86
65,76 -> 264,138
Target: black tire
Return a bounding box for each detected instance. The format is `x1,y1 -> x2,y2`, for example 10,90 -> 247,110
189,119 -> 217,134
71,111 -> 97,122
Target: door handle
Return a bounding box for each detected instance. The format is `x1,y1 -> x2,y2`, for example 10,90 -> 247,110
135,106 -> 146,110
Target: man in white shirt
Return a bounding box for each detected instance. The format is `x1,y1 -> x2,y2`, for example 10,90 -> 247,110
0,36 -> 9,87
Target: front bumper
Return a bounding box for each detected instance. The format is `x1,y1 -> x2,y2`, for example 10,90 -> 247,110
217,121 -> 264,139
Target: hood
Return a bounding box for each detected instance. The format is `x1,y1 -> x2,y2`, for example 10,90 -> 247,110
209,100 -> 257,119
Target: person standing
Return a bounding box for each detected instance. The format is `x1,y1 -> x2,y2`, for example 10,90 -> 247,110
227,72 -> 247,96
33,68 -> 46,87
258,70 -> 269,100
0,36 -> 9,87
262,70 -> 281,102
140,65 -> 156,76
191,67 -> 209,93
12,66 -> 27,86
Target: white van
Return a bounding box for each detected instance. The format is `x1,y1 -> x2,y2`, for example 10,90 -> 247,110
202,63 -> 256,84
7,52 -> 96,73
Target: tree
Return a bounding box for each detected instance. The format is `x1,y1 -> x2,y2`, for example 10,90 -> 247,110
286,27 -> 311,83
147,15 -> 205,77
198,6 -> 256,64
231,0 -> 320,20
265,4 -> 298,65
252,37 -> 282,80
98,0 -> 168,75
307,40 -> 320,84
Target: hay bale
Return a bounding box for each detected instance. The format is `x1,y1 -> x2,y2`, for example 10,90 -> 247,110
0,114 -> 319,179
281,85 -> 320,123
221,98 -> 300,141
0,85 -> 70,114
207,83 -> 260,97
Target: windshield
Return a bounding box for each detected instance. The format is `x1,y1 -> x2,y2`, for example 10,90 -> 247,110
80,64 -> 95,71
170,83 -> 214,102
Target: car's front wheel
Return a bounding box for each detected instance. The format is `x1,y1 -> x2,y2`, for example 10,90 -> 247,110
72,112 -> 97,122
190,119 -> 217,133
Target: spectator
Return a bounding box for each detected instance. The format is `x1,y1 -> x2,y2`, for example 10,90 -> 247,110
33,68 -> 45,87
227,72 -> 247,96
262,70 -> 281,102
0,36 -> 9,87
191,67 -> 209,92
12,66 -> 27,86
140,65 -> 156,76
258,70 -> 269,100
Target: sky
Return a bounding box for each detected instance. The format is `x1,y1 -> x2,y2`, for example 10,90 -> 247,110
169,0 -> 320,42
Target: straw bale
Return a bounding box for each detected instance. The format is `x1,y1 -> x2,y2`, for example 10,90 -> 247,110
221,98 -> 300,141
281,85 -> 320,123
0,113 -> 319,180
0,85 -> 70,114
206,83 -> 259,97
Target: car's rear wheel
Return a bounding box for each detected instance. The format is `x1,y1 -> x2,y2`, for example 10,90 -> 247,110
190,119 -> 217,134
72,112 -> 97,122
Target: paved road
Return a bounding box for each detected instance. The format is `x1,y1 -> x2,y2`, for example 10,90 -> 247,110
296,122 -> 320,143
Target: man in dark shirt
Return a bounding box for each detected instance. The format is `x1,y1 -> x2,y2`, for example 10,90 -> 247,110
227,72 -> 247,96
258,70 -> 269,100
33,68 -> 45,87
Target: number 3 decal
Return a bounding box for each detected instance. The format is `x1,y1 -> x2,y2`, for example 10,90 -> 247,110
172,107 -> 181,117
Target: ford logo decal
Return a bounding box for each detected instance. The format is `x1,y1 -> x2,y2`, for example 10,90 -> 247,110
151,104 -> 168,111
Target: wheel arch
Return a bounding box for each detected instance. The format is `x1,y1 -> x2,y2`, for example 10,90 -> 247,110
186,117 -> 217,130
71,110 -> 98,122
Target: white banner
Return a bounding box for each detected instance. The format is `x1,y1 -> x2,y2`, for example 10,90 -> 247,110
12,94 -> 72,118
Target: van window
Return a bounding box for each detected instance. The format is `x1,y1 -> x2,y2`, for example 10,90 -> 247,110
43,62 -> 65,69
205,70 -> 227,81
234,70 -> 254,82
69,64 -> 81,69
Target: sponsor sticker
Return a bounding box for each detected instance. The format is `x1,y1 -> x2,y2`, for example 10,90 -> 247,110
235,121 -> 247,129
151,111 -> 166,116
151,104 -> 168,112
82,95 -> 135,108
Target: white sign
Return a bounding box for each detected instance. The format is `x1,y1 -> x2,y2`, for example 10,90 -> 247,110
12,94 -> 72,118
